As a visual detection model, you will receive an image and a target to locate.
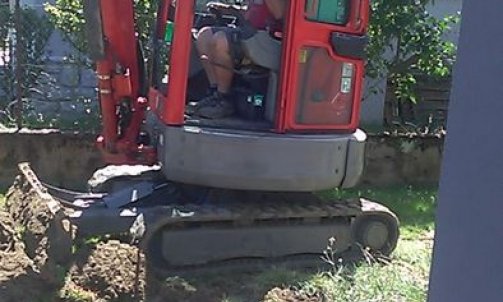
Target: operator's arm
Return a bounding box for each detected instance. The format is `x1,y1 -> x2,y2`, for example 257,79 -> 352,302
265,0 -> 286,20
206,1 -> 246,17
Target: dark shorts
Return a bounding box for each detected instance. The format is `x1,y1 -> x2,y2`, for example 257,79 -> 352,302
211,26 -> 247,65
211,27 -> 282,70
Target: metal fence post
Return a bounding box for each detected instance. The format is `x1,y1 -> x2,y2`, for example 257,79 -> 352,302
14,0 -> 22,129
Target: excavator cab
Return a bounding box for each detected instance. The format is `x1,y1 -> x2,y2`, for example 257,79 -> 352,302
9,0 -> 398,271
149,0 -> 367,129
84,0 -> 370,191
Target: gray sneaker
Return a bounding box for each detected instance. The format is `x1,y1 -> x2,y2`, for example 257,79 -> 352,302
196,99 -> 235,119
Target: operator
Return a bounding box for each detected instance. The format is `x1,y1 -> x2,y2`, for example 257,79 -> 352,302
191,0 -> 286,119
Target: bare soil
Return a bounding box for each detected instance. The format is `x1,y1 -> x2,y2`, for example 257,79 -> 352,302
0,210 -> 45,302
263,288 -> 323,302
0,176 -> 73,301
67,240 -> 146,301
0,214 -> 60,301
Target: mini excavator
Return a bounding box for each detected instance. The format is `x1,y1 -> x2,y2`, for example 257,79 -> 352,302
18,0 -> 399,271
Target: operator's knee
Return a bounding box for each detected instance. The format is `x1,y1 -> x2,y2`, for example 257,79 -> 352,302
196,27 -> 214,53
213,31 -> 231,56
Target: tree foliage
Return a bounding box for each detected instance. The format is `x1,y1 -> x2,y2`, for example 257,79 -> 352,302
0,6 -> 53,102
45,0 -> 157,55
367,0 -> 459,102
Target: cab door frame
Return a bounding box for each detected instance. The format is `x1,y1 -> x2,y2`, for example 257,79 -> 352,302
148,0 -> 195,126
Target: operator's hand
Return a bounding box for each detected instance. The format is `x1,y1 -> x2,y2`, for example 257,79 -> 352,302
206,1 -> 243,17
206,1 -> 228,10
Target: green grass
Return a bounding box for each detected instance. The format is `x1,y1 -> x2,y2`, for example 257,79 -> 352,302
260,186 -> 437,302
223,238 -> 432,302
320,186 -> 437,240
295,239 -> 432,302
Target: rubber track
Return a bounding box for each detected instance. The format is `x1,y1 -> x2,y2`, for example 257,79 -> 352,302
141,195 -> 398,276
18,163 -> 399,275
140,196 -> 391,225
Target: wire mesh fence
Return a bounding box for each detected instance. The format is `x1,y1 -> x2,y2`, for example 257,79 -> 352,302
1,1 -> 50,127
0,1 -> 18,127
0,0 -> 214,132
0,1 -> 99,132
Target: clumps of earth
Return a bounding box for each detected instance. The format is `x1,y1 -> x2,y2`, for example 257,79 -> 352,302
263,288 -> 323,302
0,176 -> 148,302
0,175 -> 320,301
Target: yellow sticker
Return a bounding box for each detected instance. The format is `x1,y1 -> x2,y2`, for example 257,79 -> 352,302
299,50 -> 308,64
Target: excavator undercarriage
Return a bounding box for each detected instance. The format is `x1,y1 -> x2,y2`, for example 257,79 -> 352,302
16,162 -> 399,274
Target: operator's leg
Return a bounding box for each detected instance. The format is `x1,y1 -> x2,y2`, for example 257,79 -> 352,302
192,29 -> 237,119
212,31 -> 234,94
196,27 -> 218,89
186,26 -> 228,116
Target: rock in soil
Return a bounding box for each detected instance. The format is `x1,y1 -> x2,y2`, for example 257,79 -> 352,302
67,240 -> 147,301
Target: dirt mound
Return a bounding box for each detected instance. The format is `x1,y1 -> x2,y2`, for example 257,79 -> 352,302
0,174 -> 151,301
263,287 -> 323,302
5,176 -> 73,279
0,211 -> 33,282
67,240 -> 146,301
0,210 -> 51,302
0,175 -> 75,301
0,212 -> 18,252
